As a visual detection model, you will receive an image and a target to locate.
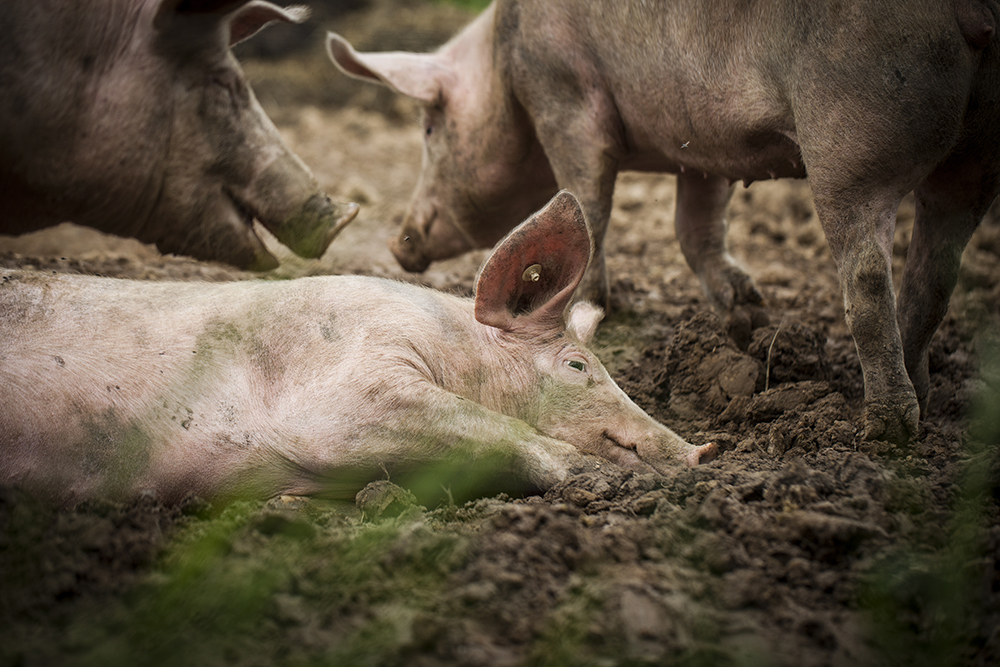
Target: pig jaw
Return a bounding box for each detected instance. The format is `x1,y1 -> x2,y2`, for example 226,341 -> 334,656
148,40 -> 357,270
389,152 -> 559,274
148,184 -> 359,273
207,89 -> 359,267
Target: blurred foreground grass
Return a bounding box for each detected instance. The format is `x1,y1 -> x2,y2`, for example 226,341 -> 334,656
861,336 -> 1000,667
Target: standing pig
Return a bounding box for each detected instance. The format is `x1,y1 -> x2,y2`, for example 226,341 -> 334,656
326,0 -> 1000,444
0,0 -> 358,270
0,192 -> 716,507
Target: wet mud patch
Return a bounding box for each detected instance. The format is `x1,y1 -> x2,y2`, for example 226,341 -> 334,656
1,1 -> 999,665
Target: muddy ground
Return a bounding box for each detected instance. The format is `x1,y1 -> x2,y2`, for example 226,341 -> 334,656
2,2 -> 999,665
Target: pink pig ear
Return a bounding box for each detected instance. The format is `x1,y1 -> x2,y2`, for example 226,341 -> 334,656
228,2 -> 309,46
155,0 -> 307,46
326,33 -> 455,104
474,191 -> 593,335
566,302 -> 604,345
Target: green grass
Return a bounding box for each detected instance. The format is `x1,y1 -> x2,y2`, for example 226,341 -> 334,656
860,338 -> 999,666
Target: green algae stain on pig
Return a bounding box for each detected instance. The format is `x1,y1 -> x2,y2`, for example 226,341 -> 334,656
73,408 -> 154,499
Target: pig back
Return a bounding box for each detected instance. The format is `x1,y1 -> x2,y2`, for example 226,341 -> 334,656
499,0 -> 990,177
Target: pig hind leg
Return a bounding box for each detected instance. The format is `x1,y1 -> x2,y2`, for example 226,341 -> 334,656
809,184 -> 920,444
897,158 -> 1000,416
675,172 -> 766,349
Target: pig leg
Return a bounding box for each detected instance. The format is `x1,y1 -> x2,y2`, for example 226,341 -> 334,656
572,181 -> 615,309
811,188 -> 920,443
897,165 -> 999,415
675,172 -> 766,348
348,381 -> 609,492
546,149 -> 618,310
514,68 -> 622,307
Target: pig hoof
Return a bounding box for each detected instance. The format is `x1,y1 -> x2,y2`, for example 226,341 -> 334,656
862,397 -> 920,444
724,305 -> 769,351
687,442 -> 718,466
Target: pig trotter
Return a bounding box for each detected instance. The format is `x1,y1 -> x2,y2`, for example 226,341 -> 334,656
696,258 -> 768,349
862,392 -> 920,444
906,352 -> 931,418
699,257 -> 764,313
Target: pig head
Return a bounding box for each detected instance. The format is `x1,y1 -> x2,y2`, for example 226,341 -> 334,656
327,0 -> 1000,444
0,191 -> 714,506
0,0 -> 358,270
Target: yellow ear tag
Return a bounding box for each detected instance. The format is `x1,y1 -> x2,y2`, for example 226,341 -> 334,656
522,264 -> 542,282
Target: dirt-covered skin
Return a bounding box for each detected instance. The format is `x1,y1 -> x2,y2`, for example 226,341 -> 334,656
1,2 -> 998,666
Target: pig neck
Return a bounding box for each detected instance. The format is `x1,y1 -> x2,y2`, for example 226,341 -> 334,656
439,3 -> 554,204
469,318 -> 557,423
415,294 -> 550,423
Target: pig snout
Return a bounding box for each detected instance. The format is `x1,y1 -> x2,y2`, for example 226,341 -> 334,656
629,433 -> 718,474
233,154 -> 360,263
598,430 -> 717,475
390,205 -> 476,273
686,442 -> 718,467
389,224 -> 432,273
274,194 -> 360,260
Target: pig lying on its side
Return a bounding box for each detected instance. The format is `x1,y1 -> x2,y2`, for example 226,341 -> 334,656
326,0 -> 1000,444
0,0 -> 357,270
0,192 -> 716,506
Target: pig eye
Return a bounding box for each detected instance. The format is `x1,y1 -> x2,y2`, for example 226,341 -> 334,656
567,359 -> 588,373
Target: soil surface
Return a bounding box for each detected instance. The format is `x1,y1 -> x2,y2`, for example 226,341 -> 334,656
2,2 -> 999,666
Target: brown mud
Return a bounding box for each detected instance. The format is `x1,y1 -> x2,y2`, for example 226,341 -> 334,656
2,2 -> 999,665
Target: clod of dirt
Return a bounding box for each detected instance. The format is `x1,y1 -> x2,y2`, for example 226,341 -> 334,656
660,311 -> 764,421
356,480 -> 420,521
749,321 -> 831,387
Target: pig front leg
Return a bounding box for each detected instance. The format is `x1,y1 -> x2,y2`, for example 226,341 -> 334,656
533,123 -> 619,308
675,173 -> 766,348
343,383 -> 610,495
814,191 -> 920,444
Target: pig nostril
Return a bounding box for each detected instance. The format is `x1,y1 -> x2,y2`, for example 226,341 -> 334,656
693,442 -> 718,466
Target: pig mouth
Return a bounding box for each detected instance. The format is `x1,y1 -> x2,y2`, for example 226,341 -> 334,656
227,190 -> 263,232
599,433 -> 655,472
231,196 -> 256,229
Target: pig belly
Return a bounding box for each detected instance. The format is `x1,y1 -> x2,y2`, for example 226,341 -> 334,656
0,354 -> 273,503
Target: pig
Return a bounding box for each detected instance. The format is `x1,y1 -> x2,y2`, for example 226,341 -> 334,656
325,0 -> 1000,445
0,191 -> 716,507
0,0 -> 358,270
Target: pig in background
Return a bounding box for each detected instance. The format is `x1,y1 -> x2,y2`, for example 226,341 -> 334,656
0,192 -> 716,507
0,0 -> 358,271
326,0 -> 1000,445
